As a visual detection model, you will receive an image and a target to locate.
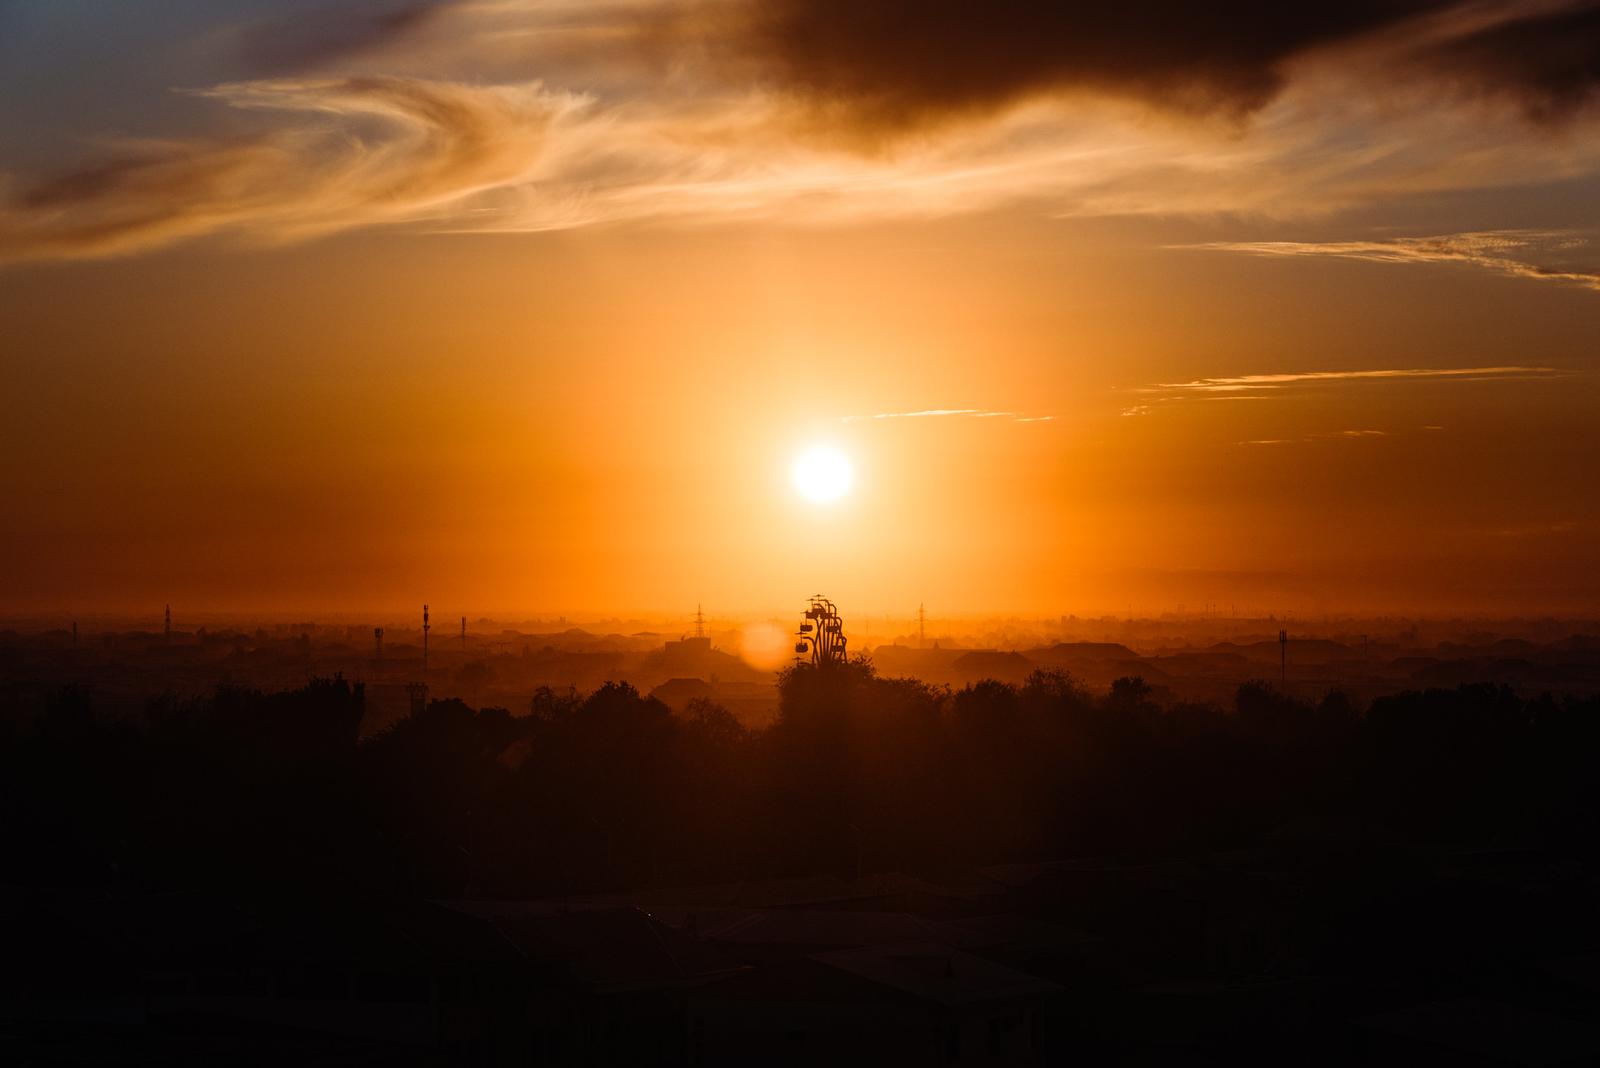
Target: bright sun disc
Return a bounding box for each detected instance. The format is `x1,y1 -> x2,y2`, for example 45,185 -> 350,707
793,446 -> 854,503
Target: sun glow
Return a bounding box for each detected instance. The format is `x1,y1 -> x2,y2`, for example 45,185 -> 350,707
792,446 -> 854,503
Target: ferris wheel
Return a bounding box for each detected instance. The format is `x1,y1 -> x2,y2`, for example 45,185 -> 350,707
795,595 -> 848,667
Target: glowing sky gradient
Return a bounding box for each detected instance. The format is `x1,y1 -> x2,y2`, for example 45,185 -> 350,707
2,1 -> 1598,616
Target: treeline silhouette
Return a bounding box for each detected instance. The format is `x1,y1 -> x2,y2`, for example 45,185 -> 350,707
5,661 -> 1598,898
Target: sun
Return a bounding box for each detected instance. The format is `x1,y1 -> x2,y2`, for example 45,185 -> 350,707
792,445 -> 854,503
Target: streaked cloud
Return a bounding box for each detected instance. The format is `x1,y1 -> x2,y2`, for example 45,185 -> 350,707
1137,366 -> 1569,431
5,3 -> 1600,262
846,409 -> 1053,423
1182,231 -> 1600,291
0,76 -> 577,262
1483,520 -> 1582,538
1234,428 -> 1389,445
1153,365 -> 1561,395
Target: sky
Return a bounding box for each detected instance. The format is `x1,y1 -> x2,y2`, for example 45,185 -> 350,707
2,0 -> 1599,619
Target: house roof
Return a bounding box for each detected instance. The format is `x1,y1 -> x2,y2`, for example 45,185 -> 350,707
687,908 -> 985,952
811,941 -> 1062,1007
461,871 -> 987,916
446,904 -> 741,992
1361,997 -> 1600,1064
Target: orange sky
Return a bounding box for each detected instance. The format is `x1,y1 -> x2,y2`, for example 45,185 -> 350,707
3,2 -> 1599,617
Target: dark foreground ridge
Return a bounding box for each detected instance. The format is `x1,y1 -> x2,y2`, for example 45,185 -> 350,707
4,661 -> 1600,1064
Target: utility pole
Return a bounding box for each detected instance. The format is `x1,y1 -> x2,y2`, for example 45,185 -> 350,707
1279,628 -> 1288,690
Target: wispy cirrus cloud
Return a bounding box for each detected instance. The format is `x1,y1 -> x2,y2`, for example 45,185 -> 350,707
0,76 -> 578,262
6,2 -> 1600,262
1182,230 -> 1600,291
1153,365 -> 1561,394
1235,428 -> 1388,445
1131,365 -> 1568,426
845,409 -> 1054,423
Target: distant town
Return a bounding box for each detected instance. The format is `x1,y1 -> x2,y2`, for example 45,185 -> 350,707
6,607 -> 1598,734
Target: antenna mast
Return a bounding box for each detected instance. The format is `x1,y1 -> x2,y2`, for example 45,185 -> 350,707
422,604 -> 431,674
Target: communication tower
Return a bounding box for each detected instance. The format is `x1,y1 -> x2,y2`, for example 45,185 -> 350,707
794,595 -> 849,667
422,604 -> 431,674
694,604 -> 706,639
918,602 -> 926,649
374,627 -> 384,662
461,616 -> 467,652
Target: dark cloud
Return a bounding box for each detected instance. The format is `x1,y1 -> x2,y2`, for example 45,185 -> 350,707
711,0 -> 1600,134
1422,3 -> 1600,119
732,0 -> 1442,129
236,1 -> 446,73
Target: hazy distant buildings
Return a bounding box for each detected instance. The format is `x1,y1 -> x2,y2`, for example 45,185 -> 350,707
663,635 -> 713,659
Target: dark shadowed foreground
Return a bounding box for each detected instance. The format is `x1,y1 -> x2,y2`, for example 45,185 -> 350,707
4,660 -> 1600,1064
